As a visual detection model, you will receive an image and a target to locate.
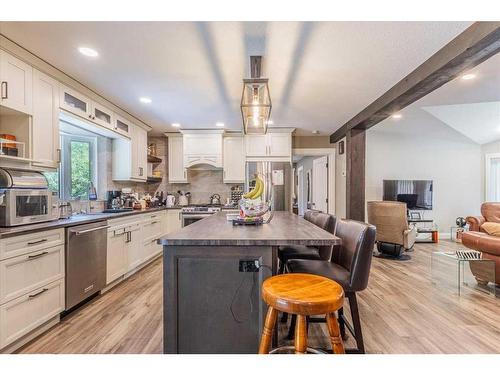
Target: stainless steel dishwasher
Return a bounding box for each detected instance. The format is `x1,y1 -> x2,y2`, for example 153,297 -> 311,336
65,220 -> 108,310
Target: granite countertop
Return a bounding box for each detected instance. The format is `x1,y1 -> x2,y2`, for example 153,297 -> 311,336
158,211 -> 340,247
0,206 -> 170,239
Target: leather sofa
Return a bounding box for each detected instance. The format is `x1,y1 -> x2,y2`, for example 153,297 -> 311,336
367,201 -> 417,260
462,202 -> 500,284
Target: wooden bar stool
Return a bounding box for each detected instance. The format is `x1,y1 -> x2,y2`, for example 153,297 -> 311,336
258,273 -> 345,354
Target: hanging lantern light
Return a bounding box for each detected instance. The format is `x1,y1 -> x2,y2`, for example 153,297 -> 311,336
240,56 -> 272,134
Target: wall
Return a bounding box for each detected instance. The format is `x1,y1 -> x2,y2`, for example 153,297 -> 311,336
293,136 -> 334,149
481,140 -> 500,201
335,137 -> 347,219
366,113 -> 482,236
103,136 -> 242,205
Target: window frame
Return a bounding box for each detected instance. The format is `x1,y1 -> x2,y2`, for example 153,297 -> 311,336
59,132 -> 98,201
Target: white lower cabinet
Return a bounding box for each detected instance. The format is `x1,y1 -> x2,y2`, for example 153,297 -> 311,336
0,245 -> 64,305
106,211 -> 167,285
0,279 -> 64,349
106,228 -> 128,285
0,230 -> 65,351
166,209 -> 182,233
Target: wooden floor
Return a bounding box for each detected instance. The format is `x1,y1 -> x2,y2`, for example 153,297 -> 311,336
18,241 -> 500,354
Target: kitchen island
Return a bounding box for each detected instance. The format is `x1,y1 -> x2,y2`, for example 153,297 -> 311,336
159,211 -> 340,354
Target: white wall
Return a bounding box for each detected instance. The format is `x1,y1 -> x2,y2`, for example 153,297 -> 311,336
366,112 -> 482,236
481,140 -> 500,201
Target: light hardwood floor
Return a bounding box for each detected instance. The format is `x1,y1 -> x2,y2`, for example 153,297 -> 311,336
18,241 -> 500,354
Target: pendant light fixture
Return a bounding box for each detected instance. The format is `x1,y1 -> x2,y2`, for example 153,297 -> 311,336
240,56 -> 272,134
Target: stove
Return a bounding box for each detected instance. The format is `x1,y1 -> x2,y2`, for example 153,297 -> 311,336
181,205 -> 222,227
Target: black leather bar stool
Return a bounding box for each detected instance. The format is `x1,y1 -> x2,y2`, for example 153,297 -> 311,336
277,211 -> 336,274
286,219 -> 376,354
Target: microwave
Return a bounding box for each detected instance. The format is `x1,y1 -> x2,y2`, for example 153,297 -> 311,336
0,189 -> 59,227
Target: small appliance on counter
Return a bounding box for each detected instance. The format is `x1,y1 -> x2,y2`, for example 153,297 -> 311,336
58,201 -> 73,219
230,185 -> 244,205
106,190 -> 122,209
165,193 -> 176,207
178,191 -> 191,206
0,168 -> 59,227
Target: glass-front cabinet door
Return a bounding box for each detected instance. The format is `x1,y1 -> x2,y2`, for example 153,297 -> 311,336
114,115 -> 132,138
91,102 -> 115,130
59,84 -> 91,119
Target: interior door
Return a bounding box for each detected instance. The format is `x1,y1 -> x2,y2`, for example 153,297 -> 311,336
297,166 -> 305,216
312,156 -> 328,213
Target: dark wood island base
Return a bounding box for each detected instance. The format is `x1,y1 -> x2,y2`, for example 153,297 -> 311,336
159,212 -> 340,354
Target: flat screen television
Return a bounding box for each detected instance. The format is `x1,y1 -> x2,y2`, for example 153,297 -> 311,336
383,180 -> 433,210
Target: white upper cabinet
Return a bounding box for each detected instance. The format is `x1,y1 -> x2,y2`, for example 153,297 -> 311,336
182,130 -> 223,168
31,69 -> 60,169
168,134 -> 187,183
112,123 -> 148,182
90,101 -> 115,131
244,130 -> 293,159
245,135 -> 267,157
114,115 -> 132,138
267,133 -> 291,157
59,84 -> 92,119
0,50 -> 33,114
60,84 -> 117,133
133,125 -> 147,181
223,136 -> 245,183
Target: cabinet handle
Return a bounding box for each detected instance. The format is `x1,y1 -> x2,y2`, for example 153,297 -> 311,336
57,149 -> 61,163
1,81 -> 7,99
27,251 -> 49,260
29,288 -> 48,299
27,238 -> 48,245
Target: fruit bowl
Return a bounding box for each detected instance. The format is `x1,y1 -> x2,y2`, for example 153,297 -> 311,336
239,199 -> 270,218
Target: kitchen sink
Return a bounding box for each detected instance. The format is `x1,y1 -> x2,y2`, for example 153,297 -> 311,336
102,208 -> 134,214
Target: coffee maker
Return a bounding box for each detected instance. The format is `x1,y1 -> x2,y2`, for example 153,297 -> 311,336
106,190 -> 122,209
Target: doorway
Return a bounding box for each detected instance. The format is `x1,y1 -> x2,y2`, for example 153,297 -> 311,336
292,148 -> 335,215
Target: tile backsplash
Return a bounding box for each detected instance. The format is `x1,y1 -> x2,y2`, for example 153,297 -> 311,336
98,136 -> 243,205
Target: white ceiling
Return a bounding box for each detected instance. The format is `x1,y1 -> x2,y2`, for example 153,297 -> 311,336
375,51 -> 500,144
0,21 -> 472,135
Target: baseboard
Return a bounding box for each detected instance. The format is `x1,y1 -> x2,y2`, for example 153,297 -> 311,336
2,315 -> 60,354
101,252 -> 162,294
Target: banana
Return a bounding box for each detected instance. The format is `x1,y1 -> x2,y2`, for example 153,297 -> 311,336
253,177 -> 264,199
243,178 -> 259,199
243,177 -> 264,200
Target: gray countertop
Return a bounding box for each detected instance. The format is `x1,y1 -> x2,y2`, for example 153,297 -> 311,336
158,211 -> 340,246
0,205 -> 240,239
0,206 -> 170,239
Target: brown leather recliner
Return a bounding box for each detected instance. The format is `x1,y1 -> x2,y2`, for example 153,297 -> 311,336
462,202 -> 500,284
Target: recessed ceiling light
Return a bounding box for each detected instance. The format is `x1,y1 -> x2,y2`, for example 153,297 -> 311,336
391,113 -> 402,119
461,73 -> 476,80
267,120 -> 274,125
215,122 -> 225,128
312,130 -> 320,135
78,47 -> 99,57
139,97 -> 152,104
172,123 -> 180,128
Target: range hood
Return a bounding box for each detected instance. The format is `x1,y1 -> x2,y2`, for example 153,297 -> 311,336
181,130 -> 223,170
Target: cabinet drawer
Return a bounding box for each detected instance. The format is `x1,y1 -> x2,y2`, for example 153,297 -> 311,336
0,245 -> 64,304
0,229 -> 64,261
142,237 -> 162,263
142,218 -> 163,240
0,279 -> 64,349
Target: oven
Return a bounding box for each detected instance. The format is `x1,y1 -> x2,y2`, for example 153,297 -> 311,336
181,206 -> 221,227
0,168 -> 59,227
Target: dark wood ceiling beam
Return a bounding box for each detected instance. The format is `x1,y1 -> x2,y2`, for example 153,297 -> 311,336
330,22 -> 500,143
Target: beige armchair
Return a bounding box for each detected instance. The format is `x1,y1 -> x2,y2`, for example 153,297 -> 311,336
367,201 -> 417,260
